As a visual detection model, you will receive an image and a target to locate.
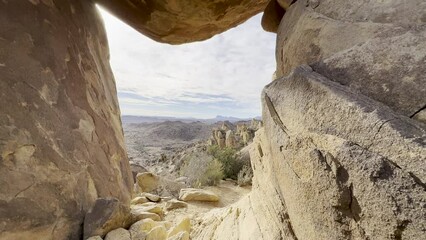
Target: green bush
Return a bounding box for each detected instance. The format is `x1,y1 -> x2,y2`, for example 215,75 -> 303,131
207,145 -> 242,180
196,159 -> 224,187
179,151 -> 224,187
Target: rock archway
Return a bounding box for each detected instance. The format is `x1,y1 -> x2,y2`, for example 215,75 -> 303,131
1,0 -> 425,239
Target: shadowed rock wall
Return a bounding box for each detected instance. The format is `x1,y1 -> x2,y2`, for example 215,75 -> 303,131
96,0 -> 269,44
0,1 -> 132,239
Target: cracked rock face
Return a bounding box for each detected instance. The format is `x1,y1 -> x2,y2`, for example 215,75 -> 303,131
96,0 -> 269,44
194,66 -> 426,240
276,0 -> 426,120
0,1 -> 133,239
195,1 -> 425,238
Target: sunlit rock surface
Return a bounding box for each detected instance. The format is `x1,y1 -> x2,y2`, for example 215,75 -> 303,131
0,1 -> 132,239
276,0 -> 426,120
194,66 -> 426,240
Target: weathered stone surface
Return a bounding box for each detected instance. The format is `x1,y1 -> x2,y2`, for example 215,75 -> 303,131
105,228 -> 131,240
87,236 -> 103,240
0,1 -> 133,239
84,198 -> 132,239
129,218 -> 172,240
168,231 -> 190,240
146,225 -> 167,240
276,0 -> 426,120
131,197 -> 149,205
261,0 -> 285,33
144,193 -> 161,203
131,204 -> 164,216
95,0 -> 269,44
194,66 -> 426,239
129,219 -> 155,240
167,217 -> 191,239
165,199 -> 188,211
130,163 -> 148,182
131,210 -> 161,222
260,66 -> 426,239
136,173 -> 160,193
179,188 -> 220,202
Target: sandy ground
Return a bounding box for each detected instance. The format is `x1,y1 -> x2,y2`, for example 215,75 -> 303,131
163,180 -> 251,224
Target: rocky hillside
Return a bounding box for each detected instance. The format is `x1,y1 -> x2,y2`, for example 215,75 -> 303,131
124,120 -> 257,178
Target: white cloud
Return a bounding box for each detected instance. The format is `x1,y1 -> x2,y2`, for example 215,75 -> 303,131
99,7 -> 276,118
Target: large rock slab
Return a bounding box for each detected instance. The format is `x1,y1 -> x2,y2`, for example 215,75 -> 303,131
0,1 -> 133,239
95,0 -> 269,44
276,0 -> 426,120
179,188 -> 220,202
193,66 -> 426,239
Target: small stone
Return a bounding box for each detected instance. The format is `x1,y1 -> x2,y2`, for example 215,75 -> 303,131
131,204 -> 163,215
165,199 -> 188,211
131,210 -> 161,222
144,193 -> 160,202
105,228 -> 131,240
131,196 -> 149,205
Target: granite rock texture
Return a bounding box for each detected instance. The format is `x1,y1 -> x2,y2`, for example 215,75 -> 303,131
0,1 -> 132,239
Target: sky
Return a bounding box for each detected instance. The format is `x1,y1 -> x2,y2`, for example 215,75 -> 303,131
99,8 -> 276,119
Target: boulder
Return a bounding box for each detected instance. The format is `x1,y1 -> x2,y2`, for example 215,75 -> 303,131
104,228 -> 131,240
276,0 -> 426,122
165,199 -> 188,211
130,210 -> 161,222
146,225 -> 167,240
129,219 -> 157,240
143,193 -> 161,203
167,217 -> 191,238
130,164 -> 148,182
0,1 -> 133,238
131,197 -> 149,205
84,198 -> 132,239
96,0 -> 269,44
136,173 -> 160,193
131,204 -> 164,216
179,188 -> 220,202
193,66 -> 426,239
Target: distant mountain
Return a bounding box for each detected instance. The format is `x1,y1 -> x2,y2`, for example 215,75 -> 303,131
121,115 -> 260,124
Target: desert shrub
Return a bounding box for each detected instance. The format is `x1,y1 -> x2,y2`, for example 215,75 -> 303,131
237,164 -> 253,186
179,151 -> 224,187
207,145 -> 242,179
196,159 -> 224,187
